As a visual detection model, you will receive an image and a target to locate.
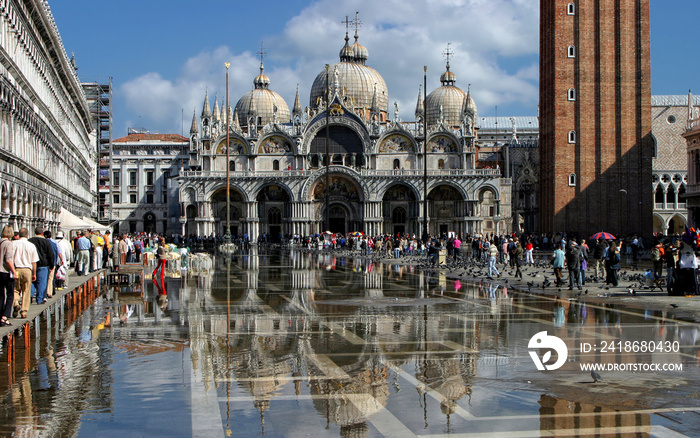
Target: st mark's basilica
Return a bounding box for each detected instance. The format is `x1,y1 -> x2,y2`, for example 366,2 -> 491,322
177,30 -> 511,242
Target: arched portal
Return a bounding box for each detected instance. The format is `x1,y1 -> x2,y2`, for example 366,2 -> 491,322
185,205 -> 197,236
328,204 -> 349,235
427,185 -> 466,237
143,212 -> 157,234
478,189 -> 498,236
212,188 -> 246,237
311,174 -> 363,234
668,214 -> 687,236
257,185 -> 290,242
382,184 -> 418,236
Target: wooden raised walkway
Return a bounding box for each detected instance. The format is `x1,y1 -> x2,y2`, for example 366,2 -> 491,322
0,263 -> 147,354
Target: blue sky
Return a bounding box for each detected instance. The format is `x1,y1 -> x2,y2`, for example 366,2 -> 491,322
49,0 -> 698,137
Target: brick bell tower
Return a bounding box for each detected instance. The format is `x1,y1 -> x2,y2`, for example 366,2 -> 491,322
539,0 -> 653,238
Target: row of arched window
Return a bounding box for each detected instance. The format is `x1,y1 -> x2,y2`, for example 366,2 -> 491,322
226,160 -> 281,171
654,183 -> 686,208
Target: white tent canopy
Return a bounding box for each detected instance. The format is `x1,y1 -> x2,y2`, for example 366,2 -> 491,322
58,208 -> 92,233
81,216 -> 110,232
58,207 -> 91,236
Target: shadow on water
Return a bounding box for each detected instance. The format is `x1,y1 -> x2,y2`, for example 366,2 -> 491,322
0,247 -> 697,436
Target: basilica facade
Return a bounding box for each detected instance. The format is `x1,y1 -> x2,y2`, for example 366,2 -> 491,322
178,33 -> 511,242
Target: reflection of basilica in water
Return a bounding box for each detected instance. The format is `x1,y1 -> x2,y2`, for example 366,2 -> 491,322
178,29 -> 512,241
3,250 -> 698,436
176,250 -> 694,436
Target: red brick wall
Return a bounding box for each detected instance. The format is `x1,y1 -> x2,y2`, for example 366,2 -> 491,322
539,0 -> 652,237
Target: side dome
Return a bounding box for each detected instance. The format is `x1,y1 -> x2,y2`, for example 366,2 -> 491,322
234,64 -> 291,128
425,62 -> 467,128
309,33 -> 388,119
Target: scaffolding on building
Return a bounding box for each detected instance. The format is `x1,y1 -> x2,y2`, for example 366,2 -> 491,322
82,78 -> 113,224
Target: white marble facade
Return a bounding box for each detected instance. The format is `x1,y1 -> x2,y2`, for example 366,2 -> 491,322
0,0 -> 95,233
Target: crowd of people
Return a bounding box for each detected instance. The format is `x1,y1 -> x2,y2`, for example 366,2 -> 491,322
3,226 -> 696,328
281,229 -> 697,296
0,228 -> 171,327
0,227 -> 70,326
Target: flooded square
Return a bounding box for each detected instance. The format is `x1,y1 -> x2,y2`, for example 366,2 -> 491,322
1,248 -> 698,437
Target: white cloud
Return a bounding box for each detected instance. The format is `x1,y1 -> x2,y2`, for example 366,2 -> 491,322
120,0 -> 539,134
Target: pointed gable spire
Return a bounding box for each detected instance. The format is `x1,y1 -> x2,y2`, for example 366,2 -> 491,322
190,111 -> 198,134
233,111 -> 241,132
201,89 -> 211,118
370,83 -> 379,114
213,97 -> 220,121
415,85 -> 424,119
293,85 -> 302,117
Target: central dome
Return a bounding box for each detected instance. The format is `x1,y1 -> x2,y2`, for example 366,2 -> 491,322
309,33 -> 388,118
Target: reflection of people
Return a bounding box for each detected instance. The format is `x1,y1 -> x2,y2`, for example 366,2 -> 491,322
153,276 -> 168,311
152,244 -> 168,278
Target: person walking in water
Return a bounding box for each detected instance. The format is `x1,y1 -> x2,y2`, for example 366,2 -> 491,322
486,241 -> 500,279
152,243 -> 168,279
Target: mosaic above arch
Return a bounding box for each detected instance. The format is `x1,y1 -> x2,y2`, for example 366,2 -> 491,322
258,135 -> 293,155
383,184 -> 416,201
312,176 -> 361,201
257,184 -> 290,201
216,138 -> 247,155
427,135 -> 457,153
378,134 -> 414,153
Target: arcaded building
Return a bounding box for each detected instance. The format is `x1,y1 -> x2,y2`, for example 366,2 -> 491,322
539,0 -> 653,237
178,33 -> 511,242
651,93 -> 699,235
0,0 -> 95,231
683,95 -> 700,227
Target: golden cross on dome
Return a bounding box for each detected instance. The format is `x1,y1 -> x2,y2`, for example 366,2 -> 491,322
257,42 -> 268,66
442,43 -> 454,64
352,11 -> 362,37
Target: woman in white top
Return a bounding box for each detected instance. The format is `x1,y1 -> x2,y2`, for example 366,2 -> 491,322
678,243 -> 698,296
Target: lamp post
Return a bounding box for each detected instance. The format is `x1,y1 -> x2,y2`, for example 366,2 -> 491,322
422,66 -> 429,243
224,62 -> 231,244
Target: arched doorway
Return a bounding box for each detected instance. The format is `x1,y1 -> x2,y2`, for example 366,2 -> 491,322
257,185 -> 290,242
382,184 -> 418,236
668,214 -> 687,236
144,212 -> 156,233
478,189 -> 498,236
312,175 -> 363,234
185,205 -> 197,236
428,185 -> 465,237
212,188 -> 245,237
328,204 -> 348,234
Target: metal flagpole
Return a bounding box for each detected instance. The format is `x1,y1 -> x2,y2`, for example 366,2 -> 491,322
423,66 -> 429,242
224,62 -> 231,244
